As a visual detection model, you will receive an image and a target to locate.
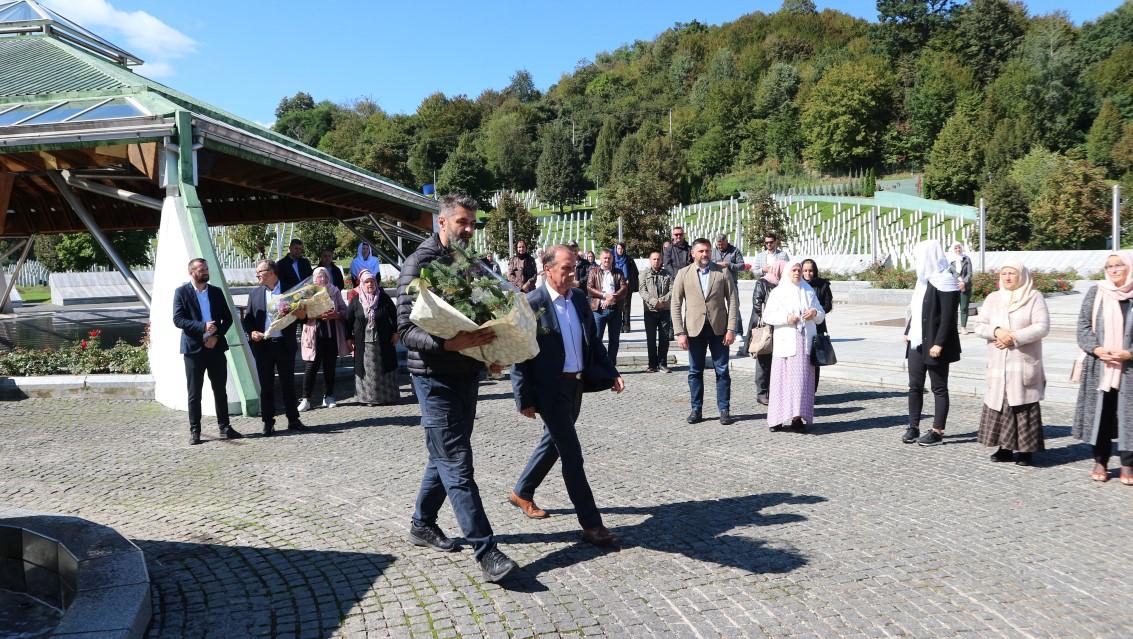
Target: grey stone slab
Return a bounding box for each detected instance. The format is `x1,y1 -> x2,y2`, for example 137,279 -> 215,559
52,583 -> 150,635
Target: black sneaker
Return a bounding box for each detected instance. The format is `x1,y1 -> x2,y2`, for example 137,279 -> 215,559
901,427 -> 920,444
478,547 -> 518,583
408,523 -> 457,552
1014,452 -> 1033,466
189,430 -> 202,446
917,429 -> 944,447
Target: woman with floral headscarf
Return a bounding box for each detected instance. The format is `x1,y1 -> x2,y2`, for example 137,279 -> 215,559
1072,252 -> 1133,484
298,266 -> 349,411
345,269 -> 399,405
746,259 -> 786,406
971,260 -> 1050,465
902,240 -> 961,447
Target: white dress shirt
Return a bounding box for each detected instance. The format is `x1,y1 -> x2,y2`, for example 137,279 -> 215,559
265,283 -> 282,338
547,282 -> 584,374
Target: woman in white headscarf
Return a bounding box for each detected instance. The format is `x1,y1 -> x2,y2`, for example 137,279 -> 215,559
949,242 -> 974,333
1072,252 -> 1133,484
902,240 -> 961,447
350,242 -> 381,287
762,260 -> 825,432
971,260 -> 1050,465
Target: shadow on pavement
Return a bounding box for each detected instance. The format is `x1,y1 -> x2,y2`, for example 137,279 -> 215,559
815,390 -> 906,405
137,539 -> 395,638
498,492 -> 825,581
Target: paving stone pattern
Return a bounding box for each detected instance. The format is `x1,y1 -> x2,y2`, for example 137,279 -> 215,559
1,372 -> 1131,638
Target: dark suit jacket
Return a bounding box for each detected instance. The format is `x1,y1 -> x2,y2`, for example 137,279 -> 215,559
904,283 -> 961,365
242,284 -> 299,353
277,255 -> 313,292
173,283 -> 233,355
511,286 -> 620,413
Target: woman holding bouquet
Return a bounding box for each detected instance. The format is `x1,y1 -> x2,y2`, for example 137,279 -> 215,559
346,269 -> 399,405
299,267 -> 349,411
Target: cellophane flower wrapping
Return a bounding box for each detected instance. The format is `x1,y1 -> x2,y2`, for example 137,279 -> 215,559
267,279 -> 336,334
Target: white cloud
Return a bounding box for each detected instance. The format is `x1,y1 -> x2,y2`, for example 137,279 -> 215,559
41,0 -> 196,77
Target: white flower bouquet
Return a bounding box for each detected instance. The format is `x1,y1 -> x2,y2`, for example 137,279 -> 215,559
266,278 -> 336,334
408,250 -> 539,366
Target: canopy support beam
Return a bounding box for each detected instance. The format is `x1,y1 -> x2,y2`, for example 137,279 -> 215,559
47,171 -> 152,310
0,236 -> 33,312
61,169 -> 163,210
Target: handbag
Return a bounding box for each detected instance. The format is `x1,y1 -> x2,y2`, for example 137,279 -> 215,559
810,330 -> 837,367
747,320 -> 773,356
1070,350 -> 1086,382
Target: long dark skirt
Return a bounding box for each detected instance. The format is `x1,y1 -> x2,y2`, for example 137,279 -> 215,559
977,395 -> 1044,453
356,341 -> 399,405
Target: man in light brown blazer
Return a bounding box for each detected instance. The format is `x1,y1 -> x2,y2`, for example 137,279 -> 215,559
670,238 -> 740,425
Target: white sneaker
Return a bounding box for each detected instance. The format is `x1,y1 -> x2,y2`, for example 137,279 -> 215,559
323,395 -> 336,408
297,398 -> 311,412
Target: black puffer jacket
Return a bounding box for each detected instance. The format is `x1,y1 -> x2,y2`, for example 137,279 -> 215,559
396,234 -> 484,377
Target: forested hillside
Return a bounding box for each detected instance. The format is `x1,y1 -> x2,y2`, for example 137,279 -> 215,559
271,0 -> 1133,251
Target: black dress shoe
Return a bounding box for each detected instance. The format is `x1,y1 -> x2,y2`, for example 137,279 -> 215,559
1014,452 -> 1033,466
262,423 -> 275,437
687,410 -> 702,424
719,411 -> 735,425
288,421 -> 308,431
581,526 -> 620,547
991,448 -> 1014,462
478,547 -> 518,583
189,431 -> 202,445
220,426 -> 243,439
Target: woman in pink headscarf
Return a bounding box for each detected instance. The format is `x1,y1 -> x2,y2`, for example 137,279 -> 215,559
1072,252 -> 1133,484
746,259 -> 786,405
299,266 -> 349,411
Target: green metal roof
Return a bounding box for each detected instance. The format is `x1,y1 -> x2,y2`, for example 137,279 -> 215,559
0,37 -> 130,99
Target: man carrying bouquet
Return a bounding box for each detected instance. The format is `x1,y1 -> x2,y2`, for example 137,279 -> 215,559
396,193 -> 519,584
243,259 -> 308,436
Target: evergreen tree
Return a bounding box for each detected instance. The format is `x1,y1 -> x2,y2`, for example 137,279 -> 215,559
801,59 -> 896,171
437,134 -> 493,210
950,0 -> 1026,86
1088,100 -> 1127,176
589,118 -> 619,187
611,133 -> 642,182
590,171 -> 674,258
743,190 -> 791,250
535,123 -> 586,212
1113,122 -> 1133,177
483,191 -> 540,257
923,101 -> 984,204
980,176 -> 1031,250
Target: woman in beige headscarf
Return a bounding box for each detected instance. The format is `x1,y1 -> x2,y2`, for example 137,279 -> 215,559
971,261 -> 1050,465
1072,252 -> 1133,484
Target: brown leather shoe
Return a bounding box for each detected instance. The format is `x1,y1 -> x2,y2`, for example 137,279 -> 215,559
508,491 -> 548,519
581,526 -> 620,548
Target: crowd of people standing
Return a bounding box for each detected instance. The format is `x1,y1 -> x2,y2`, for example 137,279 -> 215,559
172,195 -> 1132,586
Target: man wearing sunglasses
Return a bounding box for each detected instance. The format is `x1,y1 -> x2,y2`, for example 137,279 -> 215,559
753,233 -> 790,274
662,226 -> 692,278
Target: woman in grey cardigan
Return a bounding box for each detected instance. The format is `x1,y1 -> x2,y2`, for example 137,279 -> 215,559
1072,253 -> 1133,485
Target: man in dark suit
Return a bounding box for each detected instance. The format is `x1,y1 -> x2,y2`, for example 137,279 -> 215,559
243,259 -> 307,436
509,244 -> 625,547
568,240 -> 591,289
173,258 -> 242,445
277,238 -> 313,292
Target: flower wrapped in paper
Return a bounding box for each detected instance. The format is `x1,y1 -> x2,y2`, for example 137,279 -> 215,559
266,278 -> 336,334
408,250 -> 539,366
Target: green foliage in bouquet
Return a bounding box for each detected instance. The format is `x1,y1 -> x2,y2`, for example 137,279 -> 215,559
420,248 -> 515,325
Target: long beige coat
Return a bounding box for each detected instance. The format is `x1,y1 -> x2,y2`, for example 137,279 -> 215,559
971,291 -> 1050,409
670,263 -> 739,338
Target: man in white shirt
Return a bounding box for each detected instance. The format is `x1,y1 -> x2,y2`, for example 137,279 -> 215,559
585,249 -> 628,362
243,259 -> 307,436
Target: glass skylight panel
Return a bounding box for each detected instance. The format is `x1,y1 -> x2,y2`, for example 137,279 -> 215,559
0,104 -> 45,125
0,2 -> 43,23
70,99 -> 143,121
21,99 -> 103,124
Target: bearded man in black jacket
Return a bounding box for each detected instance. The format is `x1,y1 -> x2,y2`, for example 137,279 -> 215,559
396,193 -> 518,584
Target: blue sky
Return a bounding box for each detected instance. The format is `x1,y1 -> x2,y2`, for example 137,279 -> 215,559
42,0 -> 1128,126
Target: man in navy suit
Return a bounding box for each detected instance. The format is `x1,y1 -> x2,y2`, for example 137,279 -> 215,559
277,238 -> 313,292
509,244 -> 625,547
243,259 -> 307,436
173,258 -> 242,445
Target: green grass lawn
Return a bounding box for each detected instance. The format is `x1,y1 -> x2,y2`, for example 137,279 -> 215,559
15,285 -> 50,303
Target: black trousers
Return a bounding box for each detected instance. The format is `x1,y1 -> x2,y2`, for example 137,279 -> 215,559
907,345 -> 950,430
302,337 -> 338,398
252,338 -> 300,425
755,354 -> 772,398
184,348 -> 229,433
643,309 -> 671,369
1093,390 -> 1133,466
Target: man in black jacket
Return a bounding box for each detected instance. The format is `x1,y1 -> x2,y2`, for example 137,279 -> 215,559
508,245 -> 624,547
662,226 -> 691,277
173,258 -> 242,445
397,193 -> 518,584
568,240 -> 591,288
277,239 -> 313,291
243,259 -> 307,436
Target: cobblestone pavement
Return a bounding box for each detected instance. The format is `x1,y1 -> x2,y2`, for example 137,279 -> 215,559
2,372 -> 1132,638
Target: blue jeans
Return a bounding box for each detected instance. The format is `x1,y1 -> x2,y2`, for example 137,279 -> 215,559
411,374 -> 495,559
687,331 -> 731,413
513,378 -> 602,530
593,307 -> 622,362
